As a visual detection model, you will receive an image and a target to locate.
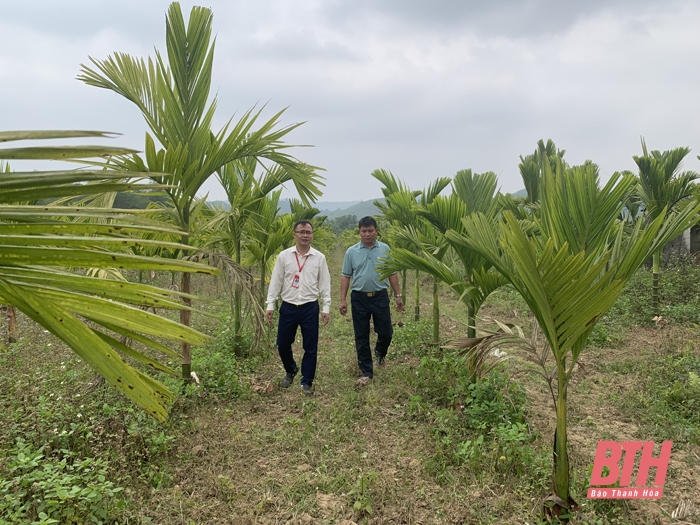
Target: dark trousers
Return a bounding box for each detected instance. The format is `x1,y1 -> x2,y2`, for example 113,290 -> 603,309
276,301 -> 319,386
350,290 -> 393,378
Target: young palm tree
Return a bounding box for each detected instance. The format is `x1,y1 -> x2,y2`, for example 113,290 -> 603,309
458,158 -> 700,515
382,169 -> 507,339
634,140 -> 699,317
78,3 -> 323,376
389,221 -> 454,344
205,160 -> 320,355
373,170 -> 451,326
372,169 -> 423,320
0,130 -> 216,421
243,189 -> 286,299
418,176 -> 452,342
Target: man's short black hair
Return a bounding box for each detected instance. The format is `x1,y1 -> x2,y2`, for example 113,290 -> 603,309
358,216 -> 378,229
294,220 -> 314,231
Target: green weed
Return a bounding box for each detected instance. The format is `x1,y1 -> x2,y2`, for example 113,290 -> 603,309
346,470 -> 378,517
611,253 -> 700,326
404,350 -> 549,486
606,350 -> 700,444
0,441 -> 123,525
390,318 -> 433,356
171,311 -> 268,398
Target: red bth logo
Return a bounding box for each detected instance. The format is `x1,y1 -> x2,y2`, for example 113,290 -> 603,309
588,441 -> 672,499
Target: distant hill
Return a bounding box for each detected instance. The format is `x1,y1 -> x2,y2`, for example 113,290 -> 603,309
207,199 -> 375,217
208,200 -> 231,211
317,200 -> 361,212
325,199 -> 384,221
208,191 -> 529,216
207,199 -> 294,213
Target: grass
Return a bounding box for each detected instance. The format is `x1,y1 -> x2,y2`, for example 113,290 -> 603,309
2,246 -> 700,524
604,343 -> 700,444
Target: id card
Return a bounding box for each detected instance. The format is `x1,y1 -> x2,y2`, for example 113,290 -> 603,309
291,273 -> 300,288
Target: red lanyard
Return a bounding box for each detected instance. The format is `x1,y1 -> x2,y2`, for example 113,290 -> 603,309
294,252 -> 308,272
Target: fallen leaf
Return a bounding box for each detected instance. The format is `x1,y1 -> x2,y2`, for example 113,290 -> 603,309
672,499 -> 697,519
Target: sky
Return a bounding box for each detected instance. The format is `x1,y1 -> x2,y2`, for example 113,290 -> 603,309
2,0 -> 700,202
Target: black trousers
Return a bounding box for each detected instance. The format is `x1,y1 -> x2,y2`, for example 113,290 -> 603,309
350,290 -> 393,378
276,300 -> 319,386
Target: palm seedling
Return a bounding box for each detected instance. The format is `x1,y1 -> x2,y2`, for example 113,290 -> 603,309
455,158 -> 700,517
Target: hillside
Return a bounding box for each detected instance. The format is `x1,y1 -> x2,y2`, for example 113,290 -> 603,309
207,198 -> 383,220
324,199 -> 384,220
509,188 -> 528,198
207,189 -> 530,218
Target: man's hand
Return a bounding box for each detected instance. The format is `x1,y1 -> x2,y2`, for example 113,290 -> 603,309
395,297 -> 405,313
321,312 -> 330,326
339,299 -> 348,316
265,310 -> 274,324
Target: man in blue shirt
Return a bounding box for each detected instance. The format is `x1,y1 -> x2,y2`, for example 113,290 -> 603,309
339,216 -> 404,386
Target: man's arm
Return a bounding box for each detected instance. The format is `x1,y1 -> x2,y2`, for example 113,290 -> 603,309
388,272 -> 404,313
339,247 -> 353,316
265,254 -> 285,323
319,255 -> 331,326
339,275 -> 351,316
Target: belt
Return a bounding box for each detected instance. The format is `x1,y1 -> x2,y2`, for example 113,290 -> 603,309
353,290 -> 387,297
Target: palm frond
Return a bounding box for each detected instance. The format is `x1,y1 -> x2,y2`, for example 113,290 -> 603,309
1,129 -> 219,420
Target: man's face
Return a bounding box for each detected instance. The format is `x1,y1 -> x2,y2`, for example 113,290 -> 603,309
294,225 -> 314,248
358,225 -> 378,246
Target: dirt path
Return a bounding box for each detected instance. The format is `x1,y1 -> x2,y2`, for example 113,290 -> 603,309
142,314 -> 479,524
123,298 -> 700,525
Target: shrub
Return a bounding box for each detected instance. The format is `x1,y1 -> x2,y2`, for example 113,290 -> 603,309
189,348 -> 247,398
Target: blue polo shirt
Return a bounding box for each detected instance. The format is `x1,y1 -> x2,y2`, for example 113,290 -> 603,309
341,240 -> 393,292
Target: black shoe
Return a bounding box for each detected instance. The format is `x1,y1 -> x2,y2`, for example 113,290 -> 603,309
281,368 -> 298,388
375,354 -> 385,366
301,384 -> 314,397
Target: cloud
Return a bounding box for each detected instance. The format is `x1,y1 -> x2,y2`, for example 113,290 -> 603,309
244,28 -> 362,63
319,0 -> 677,39
1,0 -> 699,201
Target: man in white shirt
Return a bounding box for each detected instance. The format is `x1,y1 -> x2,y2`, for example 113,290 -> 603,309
266,220 -> 331,396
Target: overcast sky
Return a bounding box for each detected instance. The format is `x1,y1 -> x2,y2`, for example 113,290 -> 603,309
3,0 -> 700,202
